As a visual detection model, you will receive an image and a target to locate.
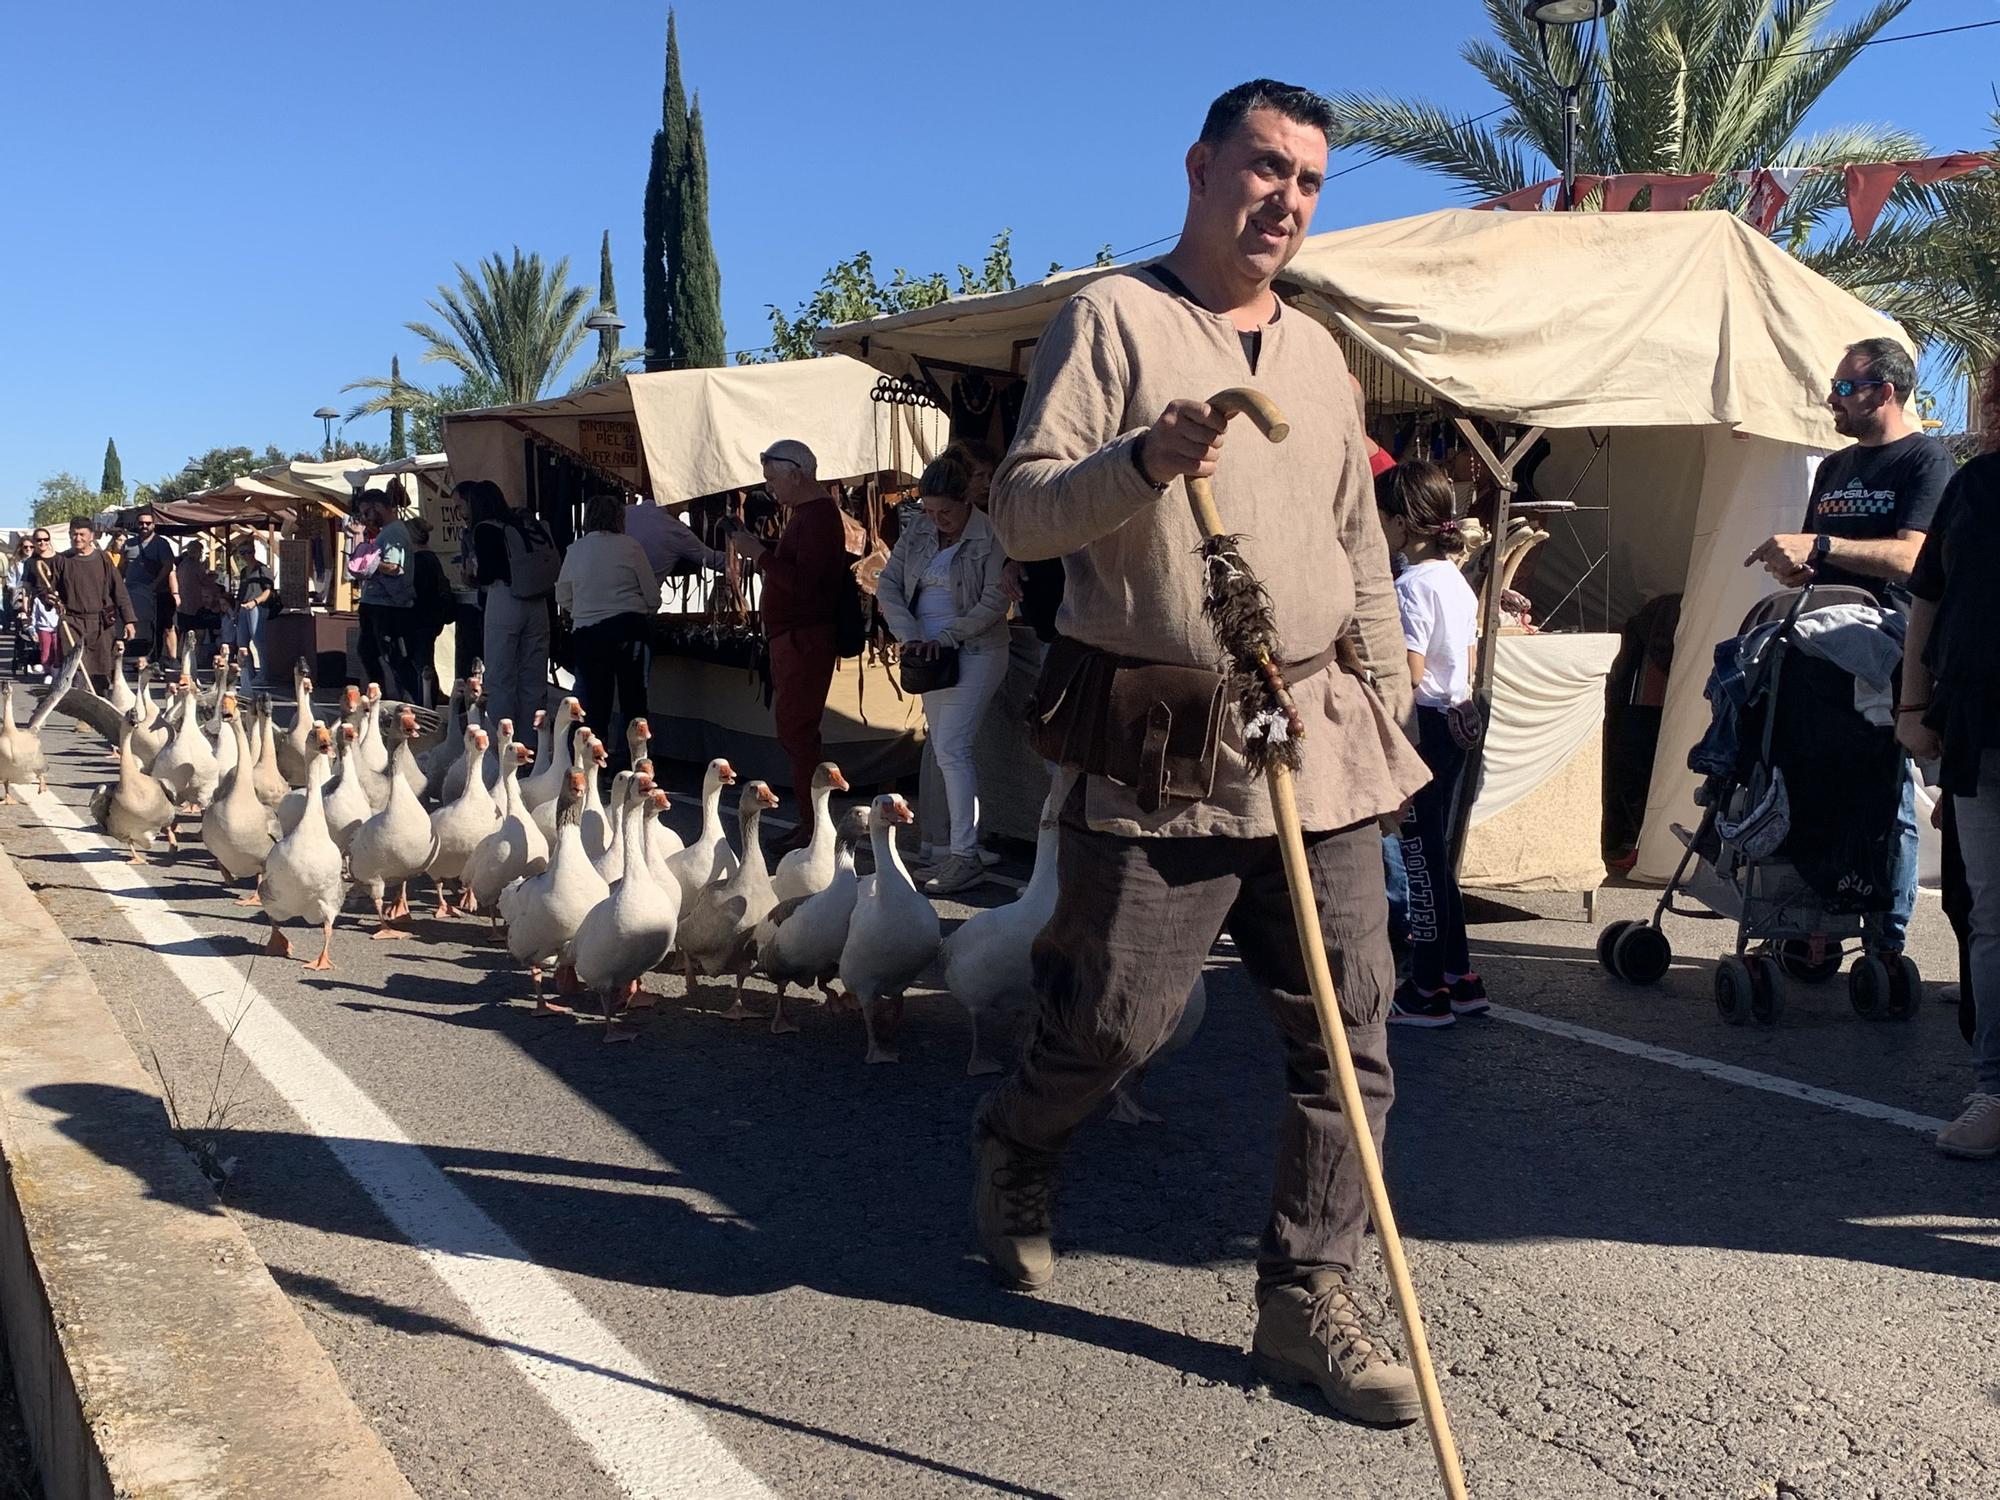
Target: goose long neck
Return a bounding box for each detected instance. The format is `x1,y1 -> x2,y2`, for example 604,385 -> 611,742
617,795 -> 647,884
871,820 -> 909,884
701,775 -> 726,841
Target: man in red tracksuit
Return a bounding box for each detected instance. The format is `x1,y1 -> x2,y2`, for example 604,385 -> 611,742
730,439 -> 849,853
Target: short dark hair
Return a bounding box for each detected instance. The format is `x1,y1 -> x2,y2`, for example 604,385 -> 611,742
582,493 -> 625,534
1199,80 -> 1337,148
1846,337 -> 1916,404
68,515 -> 95,533
917,454 -> 973,503
136,504 -> 156,520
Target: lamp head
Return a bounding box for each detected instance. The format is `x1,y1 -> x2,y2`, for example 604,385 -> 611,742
1525,0 -> 1615,23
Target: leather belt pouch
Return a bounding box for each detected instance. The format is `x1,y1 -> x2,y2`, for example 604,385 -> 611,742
1027,636 -> 1223,814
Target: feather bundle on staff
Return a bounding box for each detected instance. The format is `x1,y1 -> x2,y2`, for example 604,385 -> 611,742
1197,533 -> 1304,775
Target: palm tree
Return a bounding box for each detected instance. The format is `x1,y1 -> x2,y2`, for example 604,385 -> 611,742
1329,0 -> 1924,244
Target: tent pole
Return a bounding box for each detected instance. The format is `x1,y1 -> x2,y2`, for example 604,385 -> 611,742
1447,418 -> 1545,873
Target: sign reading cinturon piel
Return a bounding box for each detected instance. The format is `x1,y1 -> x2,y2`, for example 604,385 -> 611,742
577,419 -> 643,484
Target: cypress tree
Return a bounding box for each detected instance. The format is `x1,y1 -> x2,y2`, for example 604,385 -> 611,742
673,96 -> 726,369
641,9 -> 688,370
100,438 -> 124,499
388,355 -> 408,459
596,229 -> 619,373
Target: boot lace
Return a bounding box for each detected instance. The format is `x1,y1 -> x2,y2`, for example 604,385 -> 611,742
1305,1281 -> 1391,1374
994,1155 -> 1056,1236
1955,1093 -> 2000,1125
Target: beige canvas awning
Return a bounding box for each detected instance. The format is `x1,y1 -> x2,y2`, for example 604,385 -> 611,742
819,208 -> 1904,449
441,355 -> 944,508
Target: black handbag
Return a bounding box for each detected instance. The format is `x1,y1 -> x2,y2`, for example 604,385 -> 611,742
899,643 -> 960,695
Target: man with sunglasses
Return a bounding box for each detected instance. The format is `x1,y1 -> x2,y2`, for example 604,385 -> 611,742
1746,336 -> 1953,964
122,504 -> 179,662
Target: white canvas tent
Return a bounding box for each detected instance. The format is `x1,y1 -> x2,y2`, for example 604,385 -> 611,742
440,355 -> 942,506
821,208 -> 1905,885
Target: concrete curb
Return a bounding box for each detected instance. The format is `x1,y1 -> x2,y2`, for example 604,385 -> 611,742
0,843 -> 417,1499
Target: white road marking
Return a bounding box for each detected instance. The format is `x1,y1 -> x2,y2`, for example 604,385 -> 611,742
29,790 -> 774,1500
1488,1004 -> 1951,1135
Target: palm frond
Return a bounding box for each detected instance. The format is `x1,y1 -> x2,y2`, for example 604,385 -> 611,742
1326,94 -> 1535,198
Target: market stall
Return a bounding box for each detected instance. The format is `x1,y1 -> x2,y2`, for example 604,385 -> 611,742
441,357 -> 945,790
820,208 -> 1902,891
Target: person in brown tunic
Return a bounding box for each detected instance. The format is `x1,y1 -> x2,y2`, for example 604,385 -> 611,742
37,515 -> 136,691
974,80 -> 1432,1427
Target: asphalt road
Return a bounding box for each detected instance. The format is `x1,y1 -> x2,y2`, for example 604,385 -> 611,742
5,706 -> 1998,1500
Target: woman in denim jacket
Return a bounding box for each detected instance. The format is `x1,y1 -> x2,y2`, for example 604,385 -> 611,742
877,456 -> 1012,895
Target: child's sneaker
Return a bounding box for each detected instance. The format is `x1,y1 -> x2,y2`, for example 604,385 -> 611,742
1388,981 -> 1455,1028
1447,973 -> 1490,1016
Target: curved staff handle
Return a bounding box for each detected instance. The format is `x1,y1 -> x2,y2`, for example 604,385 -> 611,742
1183,386 -> 1469,1500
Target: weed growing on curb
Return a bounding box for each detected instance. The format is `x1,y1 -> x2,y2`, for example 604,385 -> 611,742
126,976 -> 256,1199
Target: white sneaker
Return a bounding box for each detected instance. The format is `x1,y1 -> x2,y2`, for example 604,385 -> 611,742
924,855 -> 988,896
1936,1093 -> 2000,1159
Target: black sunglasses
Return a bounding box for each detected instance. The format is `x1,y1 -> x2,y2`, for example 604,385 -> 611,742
31,533 -> 50,542
1829,378 -> 1885,398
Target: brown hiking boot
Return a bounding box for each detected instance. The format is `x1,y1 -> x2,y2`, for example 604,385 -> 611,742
971,1127 -> 1057,1291
1252,1272 -> 1422,1426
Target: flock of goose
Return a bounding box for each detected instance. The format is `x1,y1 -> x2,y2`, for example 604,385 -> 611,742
2,642 -> 1201,1099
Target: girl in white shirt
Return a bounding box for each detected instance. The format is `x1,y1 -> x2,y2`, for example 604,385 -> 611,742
1378,461 -> 1487,1027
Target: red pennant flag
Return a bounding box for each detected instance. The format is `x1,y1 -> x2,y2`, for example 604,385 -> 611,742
1476,177 -> 1559,211
1906,152 -> 1992,188
1601,175 -> 1645,212
1843,161 -> 1907,243
1647,173 -> 1718,211
1743,167 -> 1812,233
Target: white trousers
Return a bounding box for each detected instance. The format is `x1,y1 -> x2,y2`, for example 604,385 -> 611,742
922,641 -> 1009,860
483,589 -> 551,737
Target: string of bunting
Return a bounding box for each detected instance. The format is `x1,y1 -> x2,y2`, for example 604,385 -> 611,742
1473,152 -> 1996,241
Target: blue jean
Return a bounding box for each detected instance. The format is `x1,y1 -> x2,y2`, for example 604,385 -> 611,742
1954,751 -> 2000,1094
1383,835 -> 1409,944
1868,768 -> 1919,952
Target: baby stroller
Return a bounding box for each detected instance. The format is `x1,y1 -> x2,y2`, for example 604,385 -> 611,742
1597,584 -> 1920,1025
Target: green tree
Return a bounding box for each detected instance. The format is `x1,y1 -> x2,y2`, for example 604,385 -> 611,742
31,471 -> 102,528
575,231 -> 645,390
642,7 -> 689,371
387,356 -> 409,459
1328,1 -> 1924,249
764,229 -> 1017,360
672,97 -> 726,368
99,438 -> 124,501
346,249 -> 594,413
140,445 -> 300,505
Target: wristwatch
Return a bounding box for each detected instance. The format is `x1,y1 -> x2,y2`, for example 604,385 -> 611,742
1811,533 -> 1832,564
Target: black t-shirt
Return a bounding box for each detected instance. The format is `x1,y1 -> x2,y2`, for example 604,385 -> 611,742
235,560 -> 274,607
125,534 -> 177,595
1803,433 -> 1952,605
1909,452 -> 1999,795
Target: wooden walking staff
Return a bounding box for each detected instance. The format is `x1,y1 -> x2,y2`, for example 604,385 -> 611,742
1187,387 -> 1468,1500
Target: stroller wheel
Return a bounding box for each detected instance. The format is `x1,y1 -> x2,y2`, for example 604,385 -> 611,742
1597,920 -> 1635,977
1849,955 -> 1891,1020
1612,924 -> 1672,986
1715,957 -> 1752,1025
1776,938 -> 1842,985
1886,954 -> 1922,1021
1745,954 -> 1783,1027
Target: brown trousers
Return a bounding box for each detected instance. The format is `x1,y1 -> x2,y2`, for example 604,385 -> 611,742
768,622 -> 838,836
979,787 -> 1395,1289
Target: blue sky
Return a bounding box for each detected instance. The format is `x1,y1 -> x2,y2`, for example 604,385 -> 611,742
2,0 -> 1994,523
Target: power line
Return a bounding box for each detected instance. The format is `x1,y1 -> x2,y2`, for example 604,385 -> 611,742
1073,14 -> 2000,271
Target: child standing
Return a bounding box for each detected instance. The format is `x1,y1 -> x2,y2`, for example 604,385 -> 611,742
1378,461 -> 1489,1027
30,591 -> 59,678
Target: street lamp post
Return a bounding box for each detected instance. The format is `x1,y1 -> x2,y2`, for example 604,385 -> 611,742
1525,0 -> 1616,211
584,309 -> 626,386
313,405 -> 341,457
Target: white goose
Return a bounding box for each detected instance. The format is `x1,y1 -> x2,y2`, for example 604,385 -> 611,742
753,806 -> 866,1035
500,770 -> 608,1006
662,758 -> 739,908
421,673 -> 477,802
0,648 -> 84,800
352,683 -> 392,783
941,770 -> 1073,1076
772,761 -> 850,903
248,696 -> 291,811
589,767 -> 635,888
574,781 -> 682,1041
277,660 -> 316,789
425,725 -> 502,916
200,696 -> 277,905
349,710 -> 439,938
321,724 -> 375,855
261,726 -> 343,970
92,708 -> 178,861
676,780 -> 782,1018
519,696 -> 584,814
629,758 -> 686,880
577,733 -> 614,861
130,669 -> 173,775
151,681 -> 220,809
464,727 -> 546,926
105,642 -> 137,715
838,793 -> 941,1065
